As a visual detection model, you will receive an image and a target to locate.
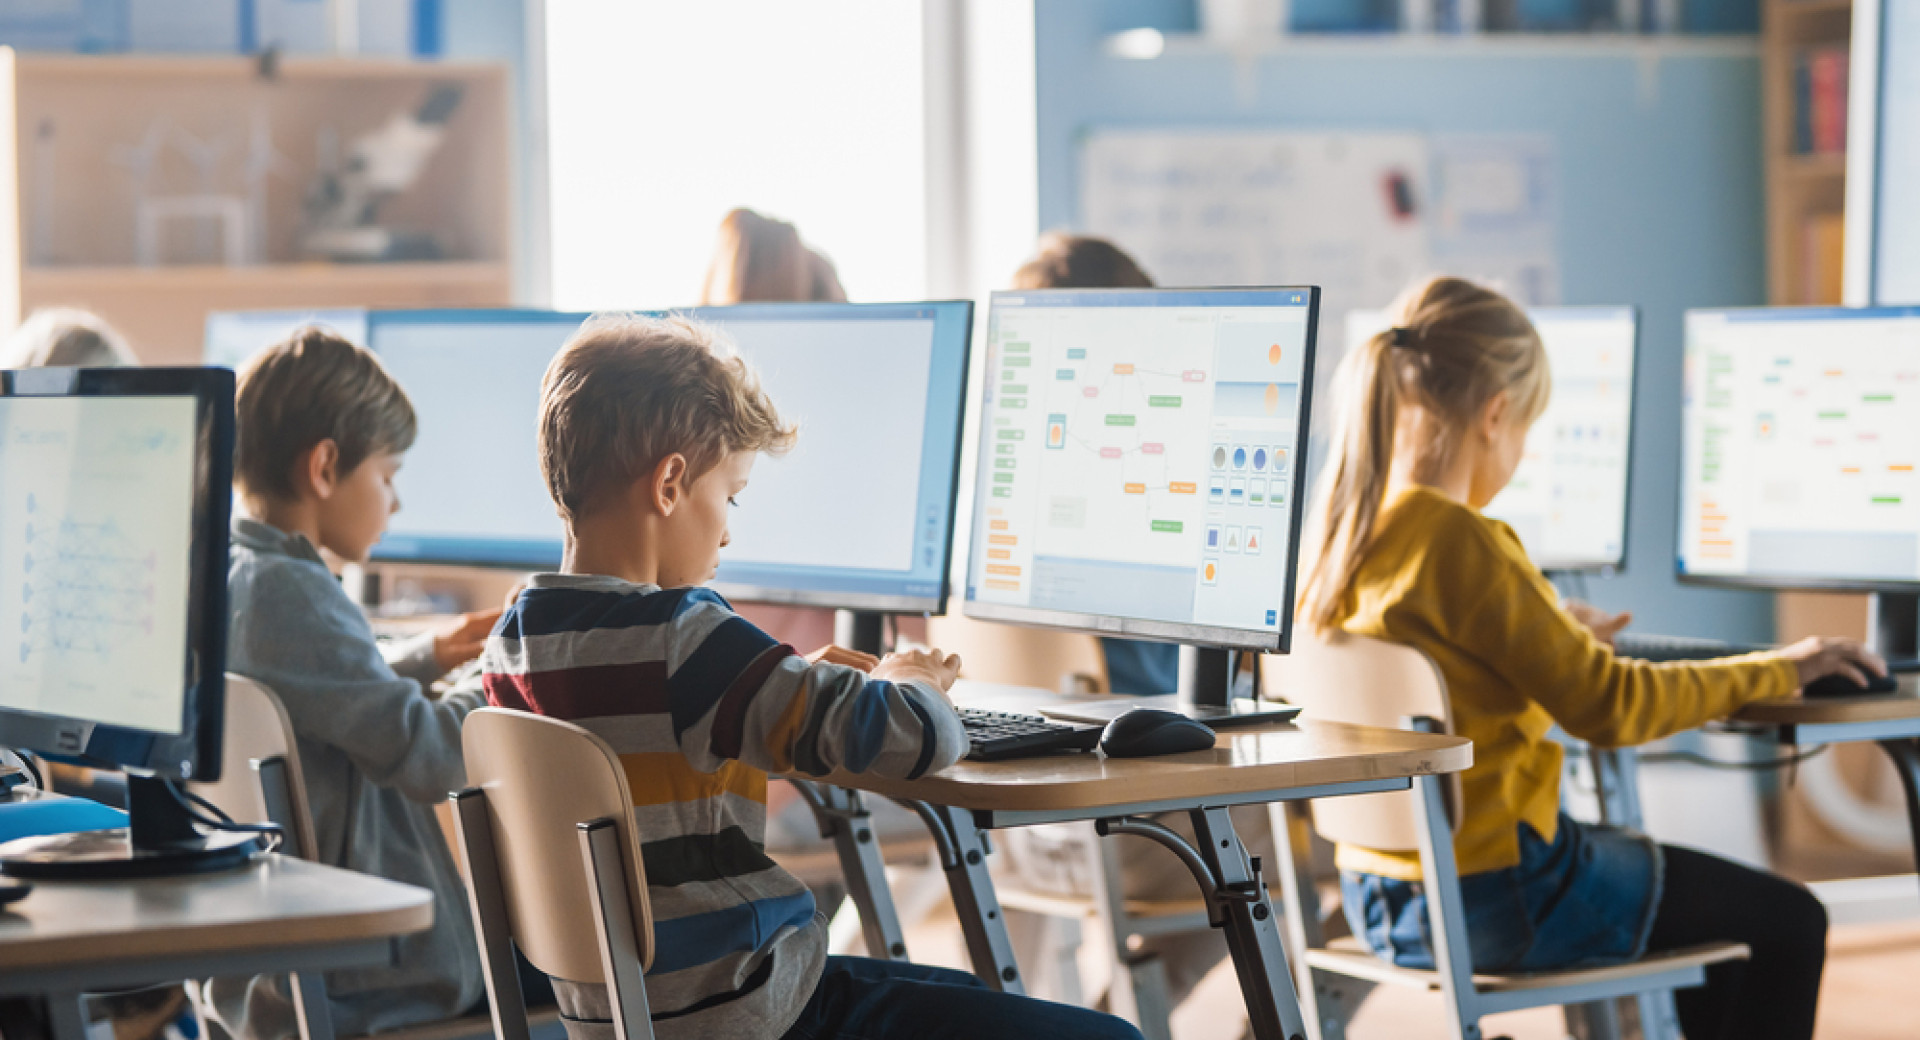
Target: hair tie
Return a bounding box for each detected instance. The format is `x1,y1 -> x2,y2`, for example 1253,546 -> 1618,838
1388,326 -> 1412,348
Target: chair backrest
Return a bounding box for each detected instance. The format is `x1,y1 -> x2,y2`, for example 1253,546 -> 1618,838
1262,628 -> 1460,850
191,674 -> 320,860
926,612 -> 1108,694
460,707 -> 654,982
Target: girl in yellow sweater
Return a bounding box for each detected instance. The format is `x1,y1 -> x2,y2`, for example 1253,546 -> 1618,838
1297,276 -> 1884,1040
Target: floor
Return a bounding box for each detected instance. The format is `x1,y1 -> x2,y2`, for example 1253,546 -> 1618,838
896,897 -> 1920,1039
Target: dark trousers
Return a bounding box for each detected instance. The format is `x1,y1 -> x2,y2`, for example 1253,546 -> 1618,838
778,957 -> 1144,1040
1644,844 -> 1828,1040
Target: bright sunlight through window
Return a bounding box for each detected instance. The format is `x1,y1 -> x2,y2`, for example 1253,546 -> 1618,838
545,2 -> 928,311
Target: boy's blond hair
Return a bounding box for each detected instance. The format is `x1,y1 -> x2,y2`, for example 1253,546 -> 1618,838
234,327 -> 417,500
539,314 -> 796,522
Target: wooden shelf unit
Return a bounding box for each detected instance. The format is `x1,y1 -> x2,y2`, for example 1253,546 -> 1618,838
0,50 -> 514,364
1761,0 -> 1853,306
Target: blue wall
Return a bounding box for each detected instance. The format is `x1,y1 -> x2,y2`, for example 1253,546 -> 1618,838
1036,0 -> 1776,640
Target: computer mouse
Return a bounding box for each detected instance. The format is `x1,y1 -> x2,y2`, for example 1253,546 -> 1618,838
1100,709 -> 1218,758
1803,672 -> 1901,699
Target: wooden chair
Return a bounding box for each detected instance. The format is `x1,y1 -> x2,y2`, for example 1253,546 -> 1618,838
453,707 -> 657,1040
1262,632 -> 1748,1040
927,613 -> 1216,1040
191,676 -> 561,1040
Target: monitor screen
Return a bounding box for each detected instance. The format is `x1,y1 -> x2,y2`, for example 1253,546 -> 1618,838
1346,307 -> 1638,572
964,288 -> 1320,651
204,309 -> 368,369
0,367 -> 232,780
367,303 -> 974,613
1679,306 -> 1920,590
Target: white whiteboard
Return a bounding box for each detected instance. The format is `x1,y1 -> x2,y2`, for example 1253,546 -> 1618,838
1079,130 -> 1434,315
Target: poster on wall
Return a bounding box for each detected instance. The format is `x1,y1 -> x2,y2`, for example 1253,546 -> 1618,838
1079,130 -> 1435,319
1078,128 -> 1561,325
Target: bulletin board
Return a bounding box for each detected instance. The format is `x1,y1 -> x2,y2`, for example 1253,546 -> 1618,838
1078,129 -> 1559,320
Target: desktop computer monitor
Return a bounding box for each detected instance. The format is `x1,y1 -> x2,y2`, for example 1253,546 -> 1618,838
1679,306 -> 1920,591
368,302 -> 974,614
0,366 -> 255,876
964,288 -> 1320,653
1346,307 -> 1639,572
204,308 -> 368,369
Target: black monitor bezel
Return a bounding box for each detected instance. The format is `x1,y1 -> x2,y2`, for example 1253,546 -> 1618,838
961,286 -> 1321,653
0,367 -> 233,781
1674,304 -> 1920,594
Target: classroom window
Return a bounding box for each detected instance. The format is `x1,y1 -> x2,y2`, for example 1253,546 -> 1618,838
545,1 -> 929,310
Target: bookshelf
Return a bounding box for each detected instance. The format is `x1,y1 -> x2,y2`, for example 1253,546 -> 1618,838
1762,0 -> 1853,305
0,51 -> 514,364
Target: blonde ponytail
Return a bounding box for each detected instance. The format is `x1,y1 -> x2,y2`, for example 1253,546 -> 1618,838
1297,277 -> 1549,632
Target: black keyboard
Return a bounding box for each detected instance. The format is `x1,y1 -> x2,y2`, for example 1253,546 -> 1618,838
1613,632 -> 1920,676
1613,632 -> 1768,662
959,708 -> 1103,761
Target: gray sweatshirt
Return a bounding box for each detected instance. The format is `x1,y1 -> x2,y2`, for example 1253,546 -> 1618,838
207,518 -> 486,1040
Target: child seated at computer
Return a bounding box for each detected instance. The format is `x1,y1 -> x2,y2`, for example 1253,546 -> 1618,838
482,314 -> 1143,1040
1,307 -> 137,368
1296,275 -> 1884,1040
210,328 -> 511,1040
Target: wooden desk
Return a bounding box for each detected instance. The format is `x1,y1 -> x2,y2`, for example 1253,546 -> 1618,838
0,855 -> 433,1040
1733,691 -> 1920,885
806,682 -> 1472,1040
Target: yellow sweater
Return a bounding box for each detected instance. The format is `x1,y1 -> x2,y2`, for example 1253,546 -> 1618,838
1332,486 -> 1800,881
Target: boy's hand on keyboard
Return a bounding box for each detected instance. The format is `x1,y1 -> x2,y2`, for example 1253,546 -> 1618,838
1564,599 -> 1633,648
805,644 -> 881,671
433,608 -> 503,673
1779,637 -> 1887,690
873,648 -> 963,697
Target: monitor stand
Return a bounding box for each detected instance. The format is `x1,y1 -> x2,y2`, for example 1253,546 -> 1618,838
0,774 -> 269,880
1869,591 -> 1920,662
835,609 -> 890,658
1042,645 -> 1301,729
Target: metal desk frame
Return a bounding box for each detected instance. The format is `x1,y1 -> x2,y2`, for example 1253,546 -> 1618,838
798,775 -> 1412,1040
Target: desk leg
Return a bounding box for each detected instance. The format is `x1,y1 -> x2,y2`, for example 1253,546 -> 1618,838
42,993 -> 87,1040
1877,739 -> 1920,893
290,971 -> 339,1040
899,800 -> 1024,993
1190,806 -> 1309,1040
796,782 -> 912,961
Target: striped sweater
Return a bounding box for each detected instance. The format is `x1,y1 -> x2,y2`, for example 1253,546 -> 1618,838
482,573 -> 967,1040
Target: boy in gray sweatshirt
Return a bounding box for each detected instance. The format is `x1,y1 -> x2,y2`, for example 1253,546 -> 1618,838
209,328 -> 501,1040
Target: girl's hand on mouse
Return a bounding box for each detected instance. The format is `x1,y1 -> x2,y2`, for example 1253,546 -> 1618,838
1777,637 -> 1886,689
873,648 -> 962,697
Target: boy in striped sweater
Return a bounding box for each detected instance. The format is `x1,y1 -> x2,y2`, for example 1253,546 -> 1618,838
483,315 -> 1141,1040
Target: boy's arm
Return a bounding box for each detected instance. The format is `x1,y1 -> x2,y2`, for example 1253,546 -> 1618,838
232,565 -> 481,802
667,593 -> 967,780
380,631 -> 443,684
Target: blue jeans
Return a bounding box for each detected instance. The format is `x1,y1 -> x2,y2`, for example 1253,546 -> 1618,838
779,957 -> 1143,1040
1342,814 -> 1663,973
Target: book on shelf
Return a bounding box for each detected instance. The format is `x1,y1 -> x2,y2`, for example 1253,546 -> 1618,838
1803,211 -> 1846,305
1792,45 -> 1850,155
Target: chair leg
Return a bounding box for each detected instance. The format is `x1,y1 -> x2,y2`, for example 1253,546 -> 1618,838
1270,801 -> 1375,1040
580,819 -> 656,1040
452,789 -> 532,1040
288,971 -> 337,1040
1406,752 -> 1483,1040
